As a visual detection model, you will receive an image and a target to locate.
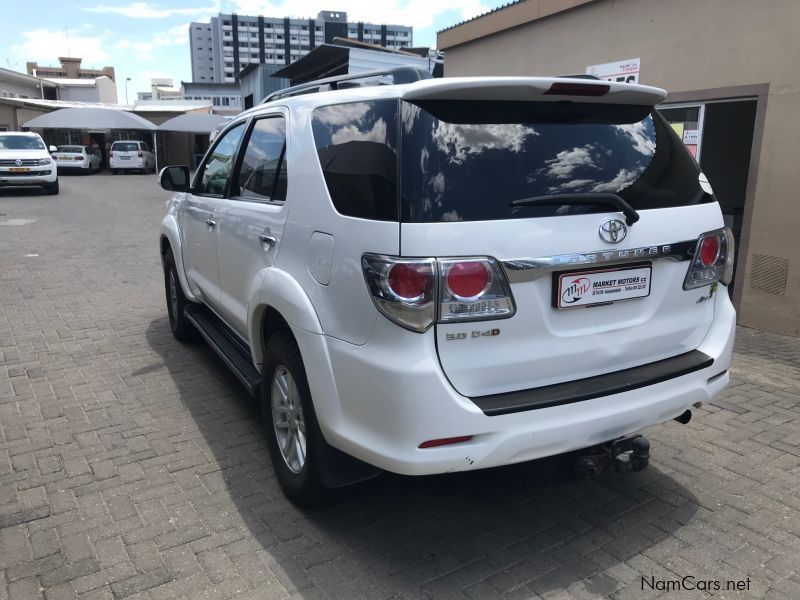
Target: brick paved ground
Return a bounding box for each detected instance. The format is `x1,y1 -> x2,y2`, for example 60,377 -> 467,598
1,175 -> 800,600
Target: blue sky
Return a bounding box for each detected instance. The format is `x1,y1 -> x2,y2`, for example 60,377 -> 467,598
1,0 -> 504,103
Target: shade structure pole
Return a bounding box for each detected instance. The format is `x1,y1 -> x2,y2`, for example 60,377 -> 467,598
153,131 -> 158,175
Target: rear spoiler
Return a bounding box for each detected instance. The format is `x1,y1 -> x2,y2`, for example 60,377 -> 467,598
401,77 -> 667,106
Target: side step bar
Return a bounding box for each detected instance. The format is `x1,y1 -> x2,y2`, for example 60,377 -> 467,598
184,304 -> 260,396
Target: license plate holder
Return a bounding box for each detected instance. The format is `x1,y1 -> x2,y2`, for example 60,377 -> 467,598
553,262 -> 652,309
9,167 -> 30,173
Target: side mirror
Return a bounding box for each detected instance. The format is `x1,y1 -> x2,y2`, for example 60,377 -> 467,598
159,165 -> 190,192
49,145 -> 57,153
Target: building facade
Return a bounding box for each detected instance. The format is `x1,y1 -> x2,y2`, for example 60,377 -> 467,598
180,82 -> 242,115
190,10 -> 413,84
26,57 -> 115,82
437,0 -> 800,336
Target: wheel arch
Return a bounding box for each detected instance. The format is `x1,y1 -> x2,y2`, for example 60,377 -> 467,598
159,214 -> 198,302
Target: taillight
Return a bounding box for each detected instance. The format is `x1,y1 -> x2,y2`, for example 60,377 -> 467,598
362,254 -> 515,332
683,228 -> 735,290
138,149 -> 143,157
362,255 -> 436,332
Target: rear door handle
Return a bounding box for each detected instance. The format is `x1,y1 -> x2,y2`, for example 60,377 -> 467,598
206,218 -> 216,229
258,234 -> 277,246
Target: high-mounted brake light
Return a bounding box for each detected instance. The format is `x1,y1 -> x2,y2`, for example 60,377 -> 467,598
683,228 -> 735,290
362,254 -> 516,332
544,82 -> 611,97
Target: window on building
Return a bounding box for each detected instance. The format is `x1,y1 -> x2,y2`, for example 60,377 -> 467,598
222,97 -> 230,106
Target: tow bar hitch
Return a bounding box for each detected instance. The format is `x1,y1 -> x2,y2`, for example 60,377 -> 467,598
573,435 -> 650,479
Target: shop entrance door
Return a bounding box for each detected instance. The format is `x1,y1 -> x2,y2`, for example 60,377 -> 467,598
660,99 -> 757,296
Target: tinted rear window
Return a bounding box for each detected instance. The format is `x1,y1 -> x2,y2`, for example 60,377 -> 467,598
113,142 -> 139,152
401,101 -> 708,222
311,99 -> 708,222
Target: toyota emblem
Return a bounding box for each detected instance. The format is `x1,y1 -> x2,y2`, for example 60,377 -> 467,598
599,219 -> 627,243
15,159 -> 22,166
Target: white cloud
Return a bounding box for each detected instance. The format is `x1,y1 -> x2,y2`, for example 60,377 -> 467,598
230,0 -> 489,31
543,145 -> 596,179
11,29 -> 110,64
592,168 -> 641,193
615,121 -> 656,156
330,118 -> 387,145
432,123 -> 535,164
82,2 -> 220,19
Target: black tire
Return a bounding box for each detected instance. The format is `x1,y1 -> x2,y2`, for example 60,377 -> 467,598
46,180 -> 59,195
262,330 -> 328,507
163,251 -> 196,341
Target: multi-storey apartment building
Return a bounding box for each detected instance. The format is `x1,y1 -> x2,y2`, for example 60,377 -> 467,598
190,10 -> 413,83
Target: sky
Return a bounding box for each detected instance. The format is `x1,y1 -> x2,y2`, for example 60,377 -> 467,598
0,0 -> 505,103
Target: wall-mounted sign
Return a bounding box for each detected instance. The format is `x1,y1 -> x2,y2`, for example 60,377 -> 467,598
87,128 -> 110,134
682,129 -> 700,145
586,58 -> 641,84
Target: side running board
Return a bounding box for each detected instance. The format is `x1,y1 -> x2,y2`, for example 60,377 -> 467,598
184,304 -> 261,396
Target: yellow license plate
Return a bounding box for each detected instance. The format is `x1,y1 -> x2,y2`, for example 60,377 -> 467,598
9,167 -> 30,173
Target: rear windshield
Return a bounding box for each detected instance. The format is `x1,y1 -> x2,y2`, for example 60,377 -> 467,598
58,146 -> 85,153
0,135 -> 45,150
311,99 -> 710,222
112,142 -> 139,151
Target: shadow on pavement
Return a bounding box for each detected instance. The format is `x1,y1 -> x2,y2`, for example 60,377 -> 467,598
144,315 -> 699,598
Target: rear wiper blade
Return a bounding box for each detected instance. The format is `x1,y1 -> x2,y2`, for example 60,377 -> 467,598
511,192 -> 640,225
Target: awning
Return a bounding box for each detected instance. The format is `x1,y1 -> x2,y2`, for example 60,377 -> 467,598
158,113 -> 227,134
23,107 -> 157,130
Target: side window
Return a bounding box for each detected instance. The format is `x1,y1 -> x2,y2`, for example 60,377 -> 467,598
232,116 -> 287,202
194,122 -> 245,196
140,142 -> 150,153
310,100 -> 399,220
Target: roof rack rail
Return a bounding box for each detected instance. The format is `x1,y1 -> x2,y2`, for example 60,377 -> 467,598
558,74 -> 602,80
262,66 -> 432,103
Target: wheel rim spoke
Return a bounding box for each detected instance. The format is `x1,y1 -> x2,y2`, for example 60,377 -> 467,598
271,364 -> 307,474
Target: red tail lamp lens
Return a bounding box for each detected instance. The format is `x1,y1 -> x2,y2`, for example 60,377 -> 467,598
419,435 -> 473,449
387,263 -> 430,300
699,235 -> 720,266
447,261 -> 490,299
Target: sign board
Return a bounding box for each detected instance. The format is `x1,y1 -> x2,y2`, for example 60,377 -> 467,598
586,58 -> 640,84
87,128 -> 110,134
682,129 -> 700,145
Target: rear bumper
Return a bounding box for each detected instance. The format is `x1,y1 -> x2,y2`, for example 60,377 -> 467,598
300,288 -> 735,476
111,158 -> 146,169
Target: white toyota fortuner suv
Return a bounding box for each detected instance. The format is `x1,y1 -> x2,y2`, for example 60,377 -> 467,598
0,131 -> 59,194
158,69 -> 735,505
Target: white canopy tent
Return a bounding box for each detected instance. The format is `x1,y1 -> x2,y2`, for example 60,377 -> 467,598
23,107 -> 160,172
158,113 -> 227,134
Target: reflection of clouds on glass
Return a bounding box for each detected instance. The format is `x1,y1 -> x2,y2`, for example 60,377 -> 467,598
614,119 -> 656,156
441,209 -> 462,222
420,146 -> 429,174
431,171 -> 445,197
432,122 -> 536,164
547,179 -> 597,193
314,102 -> 371,126
402,102 -> 421,134
331,118 -> 387,145
542,145 -> 596,179
592,168 -> 640,192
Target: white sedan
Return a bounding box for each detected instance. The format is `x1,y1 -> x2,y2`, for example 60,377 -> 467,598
53,146 -> 102,173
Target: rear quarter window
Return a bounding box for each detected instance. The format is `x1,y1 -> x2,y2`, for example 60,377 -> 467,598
311,100 -> 399,220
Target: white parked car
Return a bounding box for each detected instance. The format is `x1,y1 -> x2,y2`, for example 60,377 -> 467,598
0,131 -> 58,194
158,69 -> 735,505
53,145 -> 102,173
110,140 -> 155,174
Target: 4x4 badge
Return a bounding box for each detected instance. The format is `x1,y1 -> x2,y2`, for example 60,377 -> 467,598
599,219 -> 627,243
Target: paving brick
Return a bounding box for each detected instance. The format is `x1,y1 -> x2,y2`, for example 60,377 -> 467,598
2,177 -> 800,599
